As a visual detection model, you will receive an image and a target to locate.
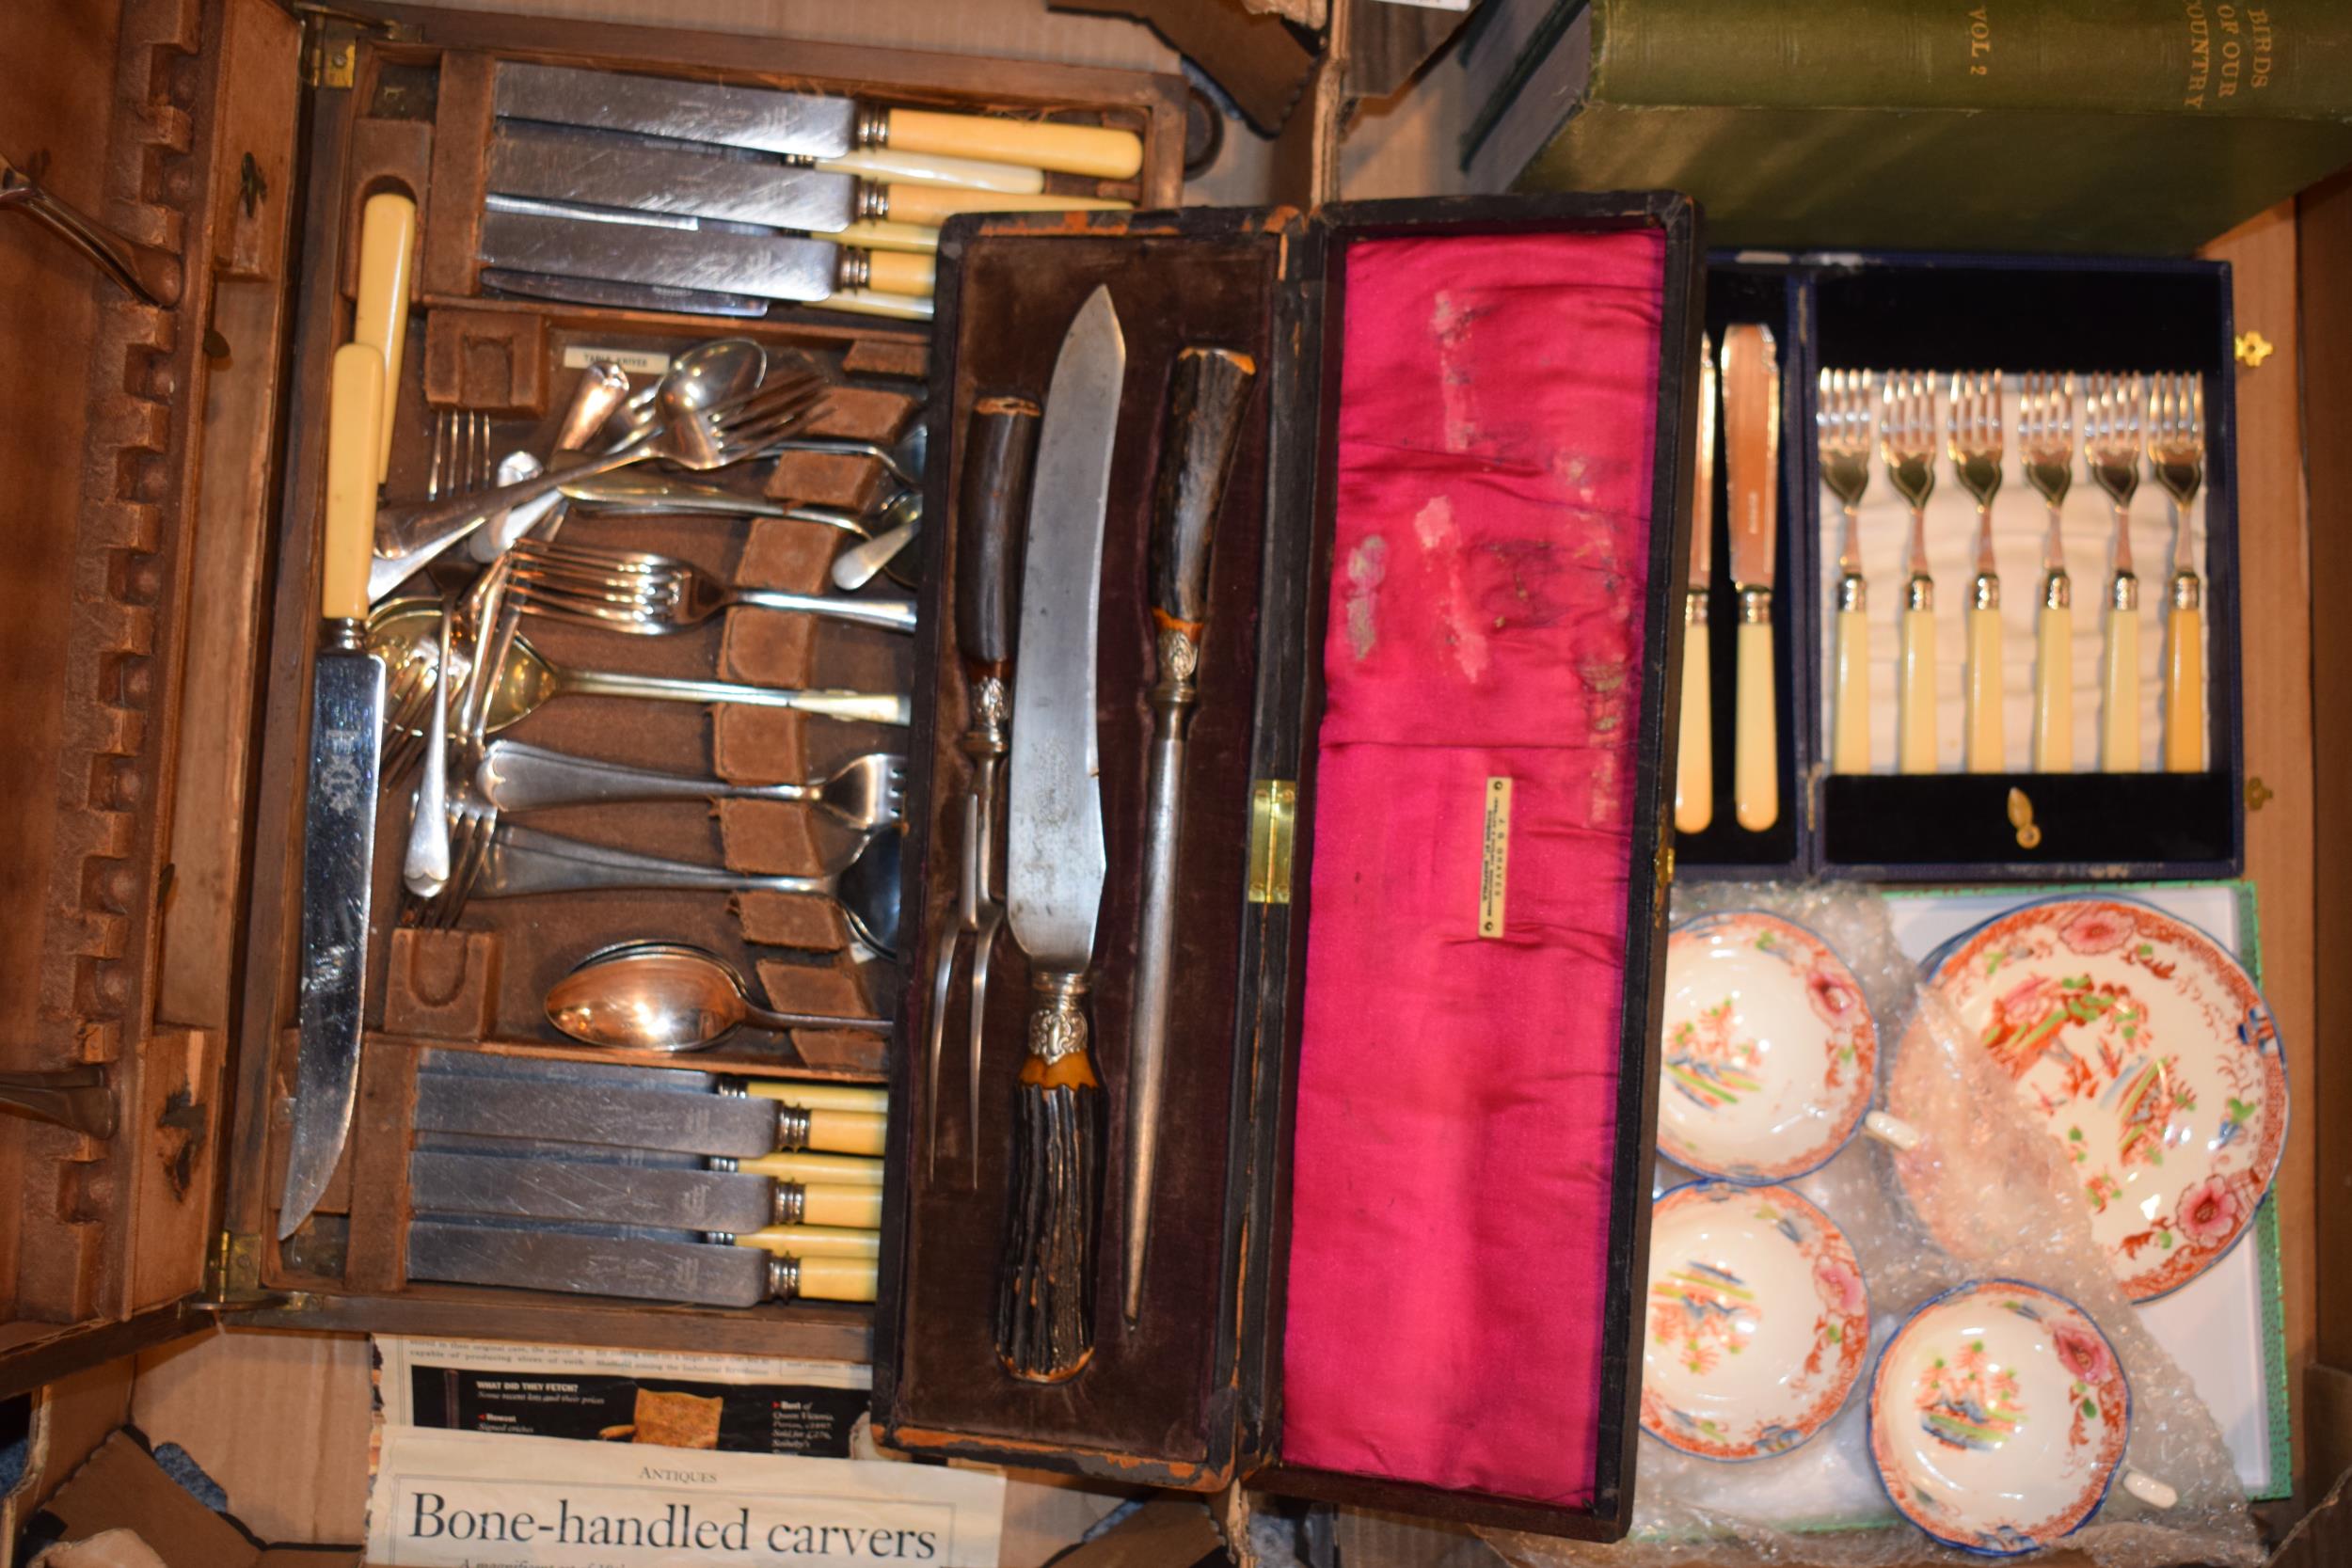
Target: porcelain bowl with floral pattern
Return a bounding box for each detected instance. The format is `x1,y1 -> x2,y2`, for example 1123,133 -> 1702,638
1658,912 -> 1878,1182
1869,1280 -> 2133,1554
1923,897 -> 2287,1302
1640,1180 -> 1871,1461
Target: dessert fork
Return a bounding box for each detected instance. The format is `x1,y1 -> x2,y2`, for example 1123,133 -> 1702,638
1881,372 -> 1939,773
1817,369 -> 1873,774
505,538 -> 917,635
2084,373 -> 2144,771
1948,371 -> 2005,773
2148,371 -> 2206,772
427,409 -> 494,501
2018,372 -> 2075,772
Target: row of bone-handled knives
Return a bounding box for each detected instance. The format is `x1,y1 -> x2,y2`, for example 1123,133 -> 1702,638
1677,328 -> 2208,837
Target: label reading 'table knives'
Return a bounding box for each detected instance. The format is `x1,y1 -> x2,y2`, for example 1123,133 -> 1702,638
1479,776 -> 1513,938
562,345 -> 672,375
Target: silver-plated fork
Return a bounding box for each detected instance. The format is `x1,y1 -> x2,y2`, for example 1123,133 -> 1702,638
1881,372 -> 1939,774
473,739 -> 908,832
2018,372 -> 2075,772
2149,370 -> 2206,772
505,539 -> 917,635
428,409 -> 494,501
2085,372 -> 2144,771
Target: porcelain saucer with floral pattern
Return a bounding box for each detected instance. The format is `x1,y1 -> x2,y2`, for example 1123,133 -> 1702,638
1640,1181 -> 1870,1461
1869,1280 -> 2146,1554
1658,912 -> 1878,1182
1925,898 -> 2287,1302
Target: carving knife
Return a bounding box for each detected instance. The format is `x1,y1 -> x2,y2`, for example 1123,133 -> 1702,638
494,60 -> 1144,182
412,1072 -> 886,1159
409,1148 -> 882,1232
996,285 -> 1122,1383
1122,346 -> 1257,1328
1675,332 -> 1716,835
406,1219 -> 878,1306
478,208 -> 935,311
487,124 -> 1126,240
278,341 -> 389,1239
1721,325 -> 1781,833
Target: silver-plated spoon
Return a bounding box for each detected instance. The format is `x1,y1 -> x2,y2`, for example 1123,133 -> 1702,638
546,941 -> 890,1052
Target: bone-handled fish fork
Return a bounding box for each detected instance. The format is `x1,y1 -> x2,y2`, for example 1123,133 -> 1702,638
1817,369 -> 1874,775
2084,373 -> 2144,771
2018,373 -> 2076,773
1948,371 -> 2006,773
2148,371 -> 2206,772
1881,372 -> 1939,774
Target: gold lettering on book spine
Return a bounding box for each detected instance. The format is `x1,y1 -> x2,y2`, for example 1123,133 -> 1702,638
1966,5 -> 1992,75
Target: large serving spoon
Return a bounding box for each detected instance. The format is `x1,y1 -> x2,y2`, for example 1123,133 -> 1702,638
547,941 -> 890,1052
368,597 -> 909,733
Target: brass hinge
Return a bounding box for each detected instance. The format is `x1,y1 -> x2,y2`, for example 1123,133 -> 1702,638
195,1230 -> 312,1316
1247,779 -> 1296,905
304,27 -> 357,88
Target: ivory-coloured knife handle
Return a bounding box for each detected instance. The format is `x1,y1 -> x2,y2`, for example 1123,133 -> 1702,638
881,182 -> 1128,228
838,219 -> 940,255
351,191 -> 416,482
819,147 -> 1046,194
734,1148 -> 884,1186
739,1079 -> 889,1117
1832,604 -> 1870,775
1898,602 -> 1937,774
778,1254 -> 880,1304
1964,603 -> 2005,772
801,1182 -> 883,1230
822,287 -> 933,323
792,1108 -> 886,1157
2034,594 -> 2074,772
882,108 -> 1143,182
323,343 -> 384,623
2103,582 -> 2141,770
730,1224 -> 881,1259
2166,589 -> 2204,771
863,249 -> 936,299
1674,609 -> 1712,832
1733,608 -> 1776,831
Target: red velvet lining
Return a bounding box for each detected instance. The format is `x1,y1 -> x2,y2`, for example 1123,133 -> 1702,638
1280,229 -> 1667,1505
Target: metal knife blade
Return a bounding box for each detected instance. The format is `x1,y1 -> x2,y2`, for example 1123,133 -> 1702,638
410,1149 -> 781,1234
278,342 -> 389,1240
414,1073 -> 781,1158
406,1219 -> 777,1307
488,123 -> 859,235
1005,286 -> 1122,969
497,60 -> 862,165
479,209 -> 843,304
1693,332 -> 1718,590
1723,324 -> 1780,591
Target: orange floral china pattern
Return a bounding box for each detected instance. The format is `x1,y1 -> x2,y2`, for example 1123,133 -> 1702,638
1929,899 -> 2287,1301
1870,1281 -> 2130,1554
1640,1181 -> 1870,1461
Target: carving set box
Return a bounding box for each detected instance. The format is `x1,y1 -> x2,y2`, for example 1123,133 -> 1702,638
0,0 -> 1701,1545
1674,254 -> 2244,882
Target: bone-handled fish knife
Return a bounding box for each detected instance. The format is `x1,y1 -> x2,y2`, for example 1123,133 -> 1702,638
277,341 -> 388,1240
495,60 -> 1144,182
1721,325 -> 1781,832
995,285 -> 1123,1383
1123,345 -> 1257,1329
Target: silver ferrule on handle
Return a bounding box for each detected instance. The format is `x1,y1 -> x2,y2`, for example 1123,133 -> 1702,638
1836,573 -> 1867,614
476,739 -> 812,813
1972,573 -> 2001,611
766,1253 -> 800,1301
1906,574 -> 1936,613
2044,570 -> 2072,610
775,1103 -> 814,1151
734,587 -> 919,633
321,616 -> 368,655
774,1182 -> 806,1227
2112,571 -> 2140,612
1737,584 -> 1772,626
1683,585 -> 1709,625
2171,570 -> 2202,611
557,667 -> 910,726
1028,972 -> 1089,1064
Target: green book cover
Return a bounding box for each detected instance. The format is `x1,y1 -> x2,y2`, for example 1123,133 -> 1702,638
1468,0 -> 2352,253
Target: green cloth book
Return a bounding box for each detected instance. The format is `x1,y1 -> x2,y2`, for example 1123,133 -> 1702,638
1464,0 -> 2352,252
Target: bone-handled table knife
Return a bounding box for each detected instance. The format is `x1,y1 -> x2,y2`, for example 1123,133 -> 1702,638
495,60 -> 1144,182
1720,325 -> 1780,832
413,1073 -> 886,1160
406,1220 -> 878,1306
1675,333 -> 1716,834
350,192 -> 414,482
479,209 -> 936,309
1123,345 -> 1257,1329
488,124 -> 1125,242
278,341 -> 389,1240
996,285 -> 1122,1383
410,1149 -> 882,1233
926,395 -> 1041,1187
